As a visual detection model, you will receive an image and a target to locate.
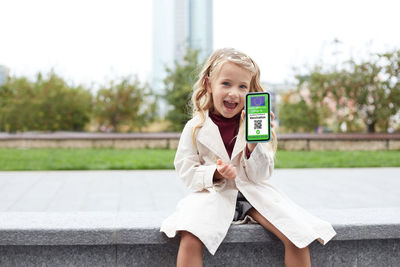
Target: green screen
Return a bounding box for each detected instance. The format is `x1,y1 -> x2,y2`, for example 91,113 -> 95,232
246,93 -> 270,141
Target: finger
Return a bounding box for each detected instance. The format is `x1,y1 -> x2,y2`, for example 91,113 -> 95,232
228,170 -> 236,179
226,170 -> 234,179
227,165 -> 236,177
241,110 -> 245,121
218,163 -> 228,173
217,159 -> 223,165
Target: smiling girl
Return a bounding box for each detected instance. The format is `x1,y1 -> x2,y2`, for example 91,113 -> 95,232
160,48 -> 336,267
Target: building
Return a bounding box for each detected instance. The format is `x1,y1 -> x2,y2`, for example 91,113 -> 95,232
0,65 -> 9,86
152,0 -> 213,116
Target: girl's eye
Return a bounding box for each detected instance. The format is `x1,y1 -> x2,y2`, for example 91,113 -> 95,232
222,82 -> 230,86
240,85 -> 248,90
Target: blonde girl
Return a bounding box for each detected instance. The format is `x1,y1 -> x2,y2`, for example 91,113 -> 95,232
160,48 -> 336,267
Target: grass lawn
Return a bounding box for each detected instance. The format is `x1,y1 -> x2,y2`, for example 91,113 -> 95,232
0,148 -> 399,171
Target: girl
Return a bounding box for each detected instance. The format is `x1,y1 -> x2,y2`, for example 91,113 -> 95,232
160,48 -> 336,267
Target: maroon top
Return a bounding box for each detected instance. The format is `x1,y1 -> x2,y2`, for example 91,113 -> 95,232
209,111 -> 251,159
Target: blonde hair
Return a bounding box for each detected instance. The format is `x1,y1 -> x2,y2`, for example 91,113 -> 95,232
190,48 -> 277,154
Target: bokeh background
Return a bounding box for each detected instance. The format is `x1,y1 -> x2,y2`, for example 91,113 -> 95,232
1,0 -> 399,134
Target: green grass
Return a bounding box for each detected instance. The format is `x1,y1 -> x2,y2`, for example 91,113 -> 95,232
0,148 -> 176,170
0,148 -> 399,170
275,150 -> 400,168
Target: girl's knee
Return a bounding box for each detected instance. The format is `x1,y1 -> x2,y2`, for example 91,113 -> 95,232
180,231 -> 204,249
247,208 -> 293,246
285,242 -> 309,252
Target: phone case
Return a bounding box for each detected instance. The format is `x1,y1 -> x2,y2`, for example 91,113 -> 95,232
245,92 -> 271,143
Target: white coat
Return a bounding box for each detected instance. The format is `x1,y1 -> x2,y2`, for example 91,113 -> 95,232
160,110 -> 337,255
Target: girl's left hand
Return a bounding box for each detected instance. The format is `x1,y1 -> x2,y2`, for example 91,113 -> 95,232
241,110 -> 275,128
241,110 -> 275,153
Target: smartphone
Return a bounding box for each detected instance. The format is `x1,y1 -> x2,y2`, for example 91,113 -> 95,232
245,92 -> 271,143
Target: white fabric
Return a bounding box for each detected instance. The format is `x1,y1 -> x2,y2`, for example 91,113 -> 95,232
160,110 -> 337,255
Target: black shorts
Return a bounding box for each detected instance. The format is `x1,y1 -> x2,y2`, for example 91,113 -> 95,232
233,191 -> 253,221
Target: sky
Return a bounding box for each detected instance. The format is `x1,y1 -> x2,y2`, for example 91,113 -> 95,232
1,0 -> 400,92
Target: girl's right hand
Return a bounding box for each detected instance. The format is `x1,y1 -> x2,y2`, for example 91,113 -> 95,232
215,159 -> 237,180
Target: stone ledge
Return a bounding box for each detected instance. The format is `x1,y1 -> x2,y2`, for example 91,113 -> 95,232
1,132 -> 400,151
1,132 -> 400,140
0,208 -> 399,246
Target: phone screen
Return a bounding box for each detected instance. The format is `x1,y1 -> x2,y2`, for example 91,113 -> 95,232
245,92 -> 271,142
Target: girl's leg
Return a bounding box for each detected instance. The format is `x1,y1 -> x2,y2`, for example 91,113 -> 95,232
177,230 -> 204,267
247,208 -> 311,267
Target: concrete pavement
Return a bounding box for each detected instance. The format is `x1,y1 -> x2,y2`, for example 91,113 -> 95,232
0,168 -> 399,213
1,168 -> 400,266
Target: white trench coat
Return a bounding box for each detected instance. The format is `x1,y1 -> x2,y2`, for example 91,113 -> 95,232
160,110 -> 337,255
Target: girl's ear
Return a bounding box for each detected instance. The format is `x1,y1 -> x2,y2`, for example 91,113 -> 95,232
206,77 -> 212,93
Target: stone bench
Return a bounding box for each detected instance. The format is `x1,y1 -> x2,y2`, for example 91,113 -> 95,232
1,208 -> 399,266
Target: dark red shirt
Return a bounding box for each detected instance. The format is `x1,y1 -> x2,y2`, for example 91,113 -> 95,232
209,111 -> 251,159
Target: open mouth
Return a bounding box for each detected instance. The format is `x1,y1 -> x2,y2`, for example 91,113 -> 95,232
223,100 -> 238,110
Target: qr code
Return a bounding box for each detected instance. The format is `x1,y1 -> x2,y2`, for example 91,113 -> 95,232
254,120 -> 262,129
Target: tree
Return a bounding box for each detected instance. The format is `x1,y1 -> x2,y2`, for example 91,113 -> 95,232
278,91 -> 321,133
0,71 -> 92,132
299,49 -> 400,133
163,47 -> 202,131
342,51 -> 400,133
298,69 -> 360,132
93,76 -> 156,132
33,72 -> 92,131
0,76 -> 33,132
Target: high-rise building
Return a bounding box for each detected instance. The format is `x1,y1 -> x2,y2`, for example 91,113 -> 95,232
186,0 -> 213,61
152,0 -> 213,116
0,65 -> 9,86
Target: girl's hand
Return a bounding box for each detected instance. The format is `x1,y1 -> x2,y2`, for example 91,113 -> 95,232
241,110 -> 275,153
215,159 -> 236,180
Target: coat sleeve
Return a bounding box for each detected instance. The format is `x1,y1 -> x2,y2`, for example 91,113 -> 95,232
239,143 -> 274,183
174,122 -> 225,193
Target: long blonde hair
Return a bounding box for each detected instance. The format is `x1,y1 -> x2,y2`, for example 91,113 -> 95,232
190,48 -> 277,154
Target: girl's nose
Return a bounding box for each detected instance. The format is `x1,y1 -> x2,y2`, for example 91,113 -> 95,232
228,91 -> 237,98
229,87 -> 240,97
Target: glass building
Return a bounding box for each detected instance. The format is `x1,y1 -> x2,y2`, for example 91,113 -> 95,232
152,0 -> 213,116
0,65 -> 9,86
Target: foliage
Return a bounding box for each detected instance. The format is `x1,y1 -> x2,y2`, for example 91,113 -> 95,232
163,47 -> 202,131
295,49 -> 400,133
0,72 -> 92,132
349,51 -> 400,132
278,93 -> 321,132
93,76 -> 156,132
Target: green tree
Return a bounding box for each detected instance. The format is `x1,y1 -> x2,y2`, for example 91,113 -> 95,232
278,91 -> 321,132
93,76 -> 155,132
163,47 -> 202,131
341,51 -> 400,133
0,72 -> 92,132
298,69 -> 359,132
0,76 -> 33,132
33,72 -> 92,131
299,49 -> 400,133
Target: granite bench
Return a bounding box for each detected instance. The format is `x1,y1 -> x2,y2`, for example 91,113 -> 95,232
1,208 -> 399,266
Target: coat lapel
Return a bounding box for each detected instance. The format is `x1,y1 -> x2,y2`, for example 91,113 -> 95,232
231,131 -> 245,161
196,110 -> 245,162
197,110 -> 230,162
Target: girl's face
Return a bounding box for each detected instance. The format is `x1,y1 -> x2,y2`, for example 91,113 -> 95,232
207,62 -> 251,118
